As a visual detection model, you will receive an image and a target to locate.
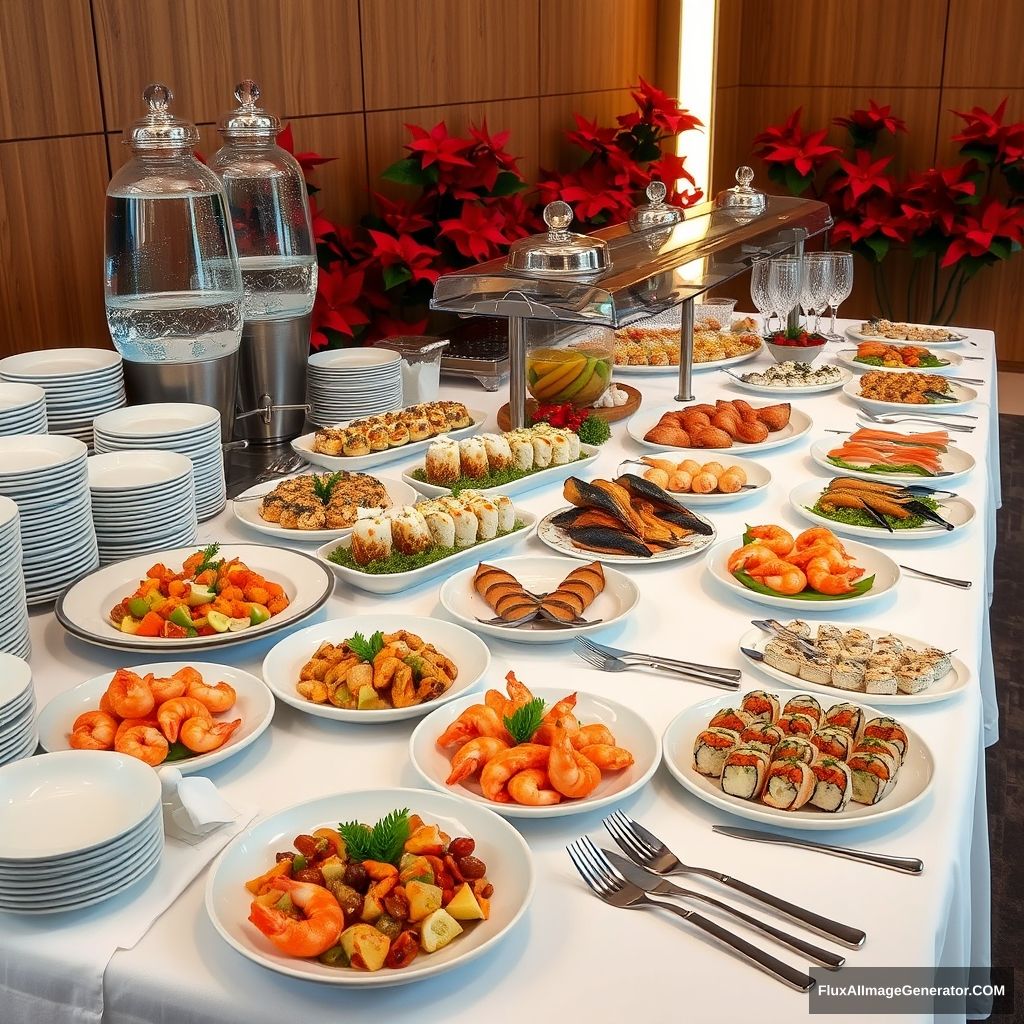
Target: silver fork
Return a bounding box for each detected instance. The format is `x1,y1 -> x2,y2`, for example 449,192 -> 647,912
850,415 -> 975,434
603,810 -> 866,948
255,453 -> 309,483
574,640 -> 740,690
577,637 -> 742,681
898,564 -> 972,590
566,837 -> 815,991
857,409 -> 977,424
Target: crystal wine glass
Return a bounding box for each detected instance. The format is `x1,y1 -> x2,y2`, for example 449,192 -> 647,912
799,254 -> 834,333
750,259 -> 776,333
768,256 -> 802,331
824,252 -> 854,339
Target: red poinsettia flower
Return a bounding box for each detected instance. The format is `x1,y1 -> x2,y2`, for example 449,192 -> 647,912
370,313 -> 430,340
371,192 -> 433,235
952,98 -> 1024,164
405,121 -> 473,169
753,107 -> 841,177
617,78 -> 702,136
831,149 -> 894,203
308,198 -> 340,247
833,100 -> 907,137
277,124 -> 335,176
468,120 -> 519,170
899,164 -> 977,235
310,265 -> 369,347
941,199 -> 1024,267
367,229 -> 441,285
438,202 -> 511,262
538,161 -> 635,224
567,113 -> 620,155
832,196 -> 909,246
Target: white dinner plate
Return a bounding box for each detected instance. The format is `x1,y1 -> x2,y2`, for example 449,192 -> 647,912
232,475 -> 420,544
809,436 -> 976,485
205,788 -> 533,986
93,403 -> 220,438
706,534 -> 901,611
845,323 -> 968,346
308,348 -> 402,372
737,623 -> 971,706
439,555 -> 640,645
261,614 -> 490,723
722,364 -> 852,395
87,450 -> 194,490
403,444 -> 600,499
842,375 -> 978,414
0,348 -> 122,378
37,662 -> 275,773
613,345 -> 762,376
788,480 -> 976,541
835,346 -> 964,375
410,688 -> 662,819
55,543 -> 333,653
628,402 -> 813,454
663,692 -> 934,830
617,452 -> 772,506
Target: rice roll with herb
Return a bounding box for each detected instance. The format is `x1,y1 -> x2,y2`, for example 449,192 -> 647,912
708,707 -> 754,734
740,690 -> 781,724
421,508 -> 456,548
919,647 -> 952,679
761,759 -> 815,810
480,433 -> 514,472
739,722 -> 785,755
823,702 -> 864,737
390,507 -> 433,555
797,654 -> 833,687
721,746 -> 770,799
784,619 -> 812,639
864,665 -> 897,696
506,433 -> 535,472
458,438 -> 489,479
783,694 -> 823,724
809,757 -> 853,813
852,737 -> 901,775
525,431 -> 553,468
459,491 -> 499,540
773,735 -> 817,764
538,426 -> 573,465
810,726 -> 854,760
831,657 -> 865,691
777,712 -> 817,738
861,717 -> 909,763
438,497 -> 479,547
493,494 -> 516,533
350,515 -> 392,566
693,727 -> 740,777
426,439 -> 461,485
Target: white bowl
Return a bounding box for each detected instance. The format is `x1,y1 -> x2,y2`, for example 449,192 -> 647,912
764,339 -> 827,364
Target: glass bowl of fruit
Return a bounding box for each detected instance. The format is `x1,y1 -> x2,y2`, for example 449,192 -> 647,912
525,323 -> 613,409
764,326 -> 828,364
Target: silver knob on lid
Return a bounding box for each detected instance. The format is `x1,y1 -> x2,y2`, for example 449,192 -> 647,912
504,200 -> 611,275
629,179 -> 683,232
125,83 -> 199,150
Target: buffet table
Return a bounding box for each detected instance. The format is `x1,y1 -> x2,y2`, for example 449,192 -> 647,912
6,320 -> 999,1024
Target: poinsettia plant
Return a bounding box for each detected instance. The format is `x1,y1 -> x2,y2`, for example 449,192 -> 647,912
752,99 -> 1024,323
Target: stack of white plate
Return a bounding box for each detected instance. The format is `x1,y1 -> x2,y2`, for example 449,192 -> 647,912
0,654 -> 36,765
0,750 -> 164,914
307,349 -> 403,425
93,404 -> 226,521
0,349 -> 126,447
0,382 -> 48,436
88,451 -> 198,564
0,435 -> 98,605
0,497 -> 30,658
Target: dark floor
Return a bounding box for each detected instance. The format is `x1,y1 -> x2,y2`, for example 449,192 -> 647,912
988,415 -> 1023,973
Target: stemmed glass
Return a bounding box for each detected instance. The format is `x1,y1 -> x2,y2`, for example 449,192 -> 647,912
799,254 -> 834,333
768,256 -> 803,331
823,252 -> 854,339
750,259 -> 776,332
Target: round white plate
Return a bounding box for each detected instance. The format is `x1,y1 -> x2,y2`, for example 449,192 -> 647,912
835,346 -> 963,375
308,349 -> 402,372
628,402 -> 813,454
205,788 -> 533,986
439,555 -> 640,645
55,543 -> 333,653
788,480 -> 976,540
537,506 -> 716,564
845,324 -> 968,347
723,364 -> 851,395
842,375 -> 978,414
616,452 -> 772,506
233,475 -> 420,544
663,692 -> 934,830
809,436 -> 976,485
411,688 -> 661,819
737,624 -> 970,706
261,614 -> 490,723
36,662 -> 274,773
87,450 -> 194,490
0,435 -> 86,478
0,349 -> 122,378
94,403 -> 220,438
0,652 -> 31,707
706,534 -> 901,611
613,345 -> 763,376
0,382 -> 46,411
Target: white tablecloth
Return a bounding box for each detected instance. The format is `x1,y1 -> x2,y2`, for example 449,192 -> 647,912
5,320 -> 999,1023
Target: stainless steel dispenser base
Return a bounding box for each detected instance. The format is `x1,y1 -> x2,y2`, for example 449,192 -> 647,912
122,349 -> 239,442
234,314 -> 312,446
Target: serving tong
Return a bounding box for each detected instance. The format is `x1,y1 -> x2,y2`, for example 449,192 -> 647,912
819,482 -> 956,533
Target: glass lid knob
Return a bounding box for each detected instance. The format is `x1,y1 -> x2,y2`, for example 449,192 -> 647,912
543,200 -> 574,237
235,79 -> 260,108
505,200 -> 610,275
714,165 -> 767,222
647,180 -> 667,205
736,165 -> 755,188
628,178 -> 683,232
219,79 -> 280,138
144,83 -> 172,114
126,82 -> 198,150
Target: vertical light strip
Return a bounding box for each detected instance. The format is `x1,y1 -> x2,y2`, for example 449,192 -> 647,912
675,0 -> 717,200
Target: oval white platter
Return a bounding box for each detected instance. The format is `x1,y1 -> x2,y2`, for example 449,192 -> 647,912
663,692 -> 934,830
627,402 -> 813,454
315,511 -> 537,596
722,364 -> 852,395
613,345 -> 762,375
36,662 -> 275,773
705,534 -> 900,612
842,375 -> 978,414
737,623 -> 970,706
260,614 -> 490,723
291,411 -> 486,472
788,480 -> 977,541
616,452 -> 771,506
402,444 -> 600,499
835,346 -> 963,375
205,788 -> 534,987
845,323 -> 968,347
439,555 -> 640,645
410,687 -> 661,819
55,544 -> 334,653
809,436 -> 976,486
232,475 -> 420,544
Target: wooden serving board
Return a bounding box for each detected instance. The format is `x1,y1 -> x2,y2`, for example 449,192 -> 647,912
497,384 -> 642,432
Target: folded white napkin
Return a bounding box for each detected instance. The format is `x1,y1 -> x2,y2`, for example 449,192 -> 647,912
159,765 -> 243,844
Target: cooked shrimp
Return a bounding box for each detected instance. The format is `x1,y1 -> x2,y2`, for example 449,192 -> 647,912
548,718 -> 601,799
727,542 -> 777,573
747,525 -> 795,557
105,669 -> 155,719
436,705 -> 508,748
507,768 -> 562,805
115,717 -> 159,744
179,716 -> 242,753
69,710 -> 117,750
145,673 -> 186,705
484,689 -> 515,718
391,669 -> 447,709
531,692 -> 580,745
747,559 -> 807,595
504,671 -> 534,705
572,723 -> 616,749
98,691 -> 120,719
114,724 -> 169,766
787,542 -> 850,569
157,697 -> 212,742
446,736 -> 510,784
479,744 -> 550,802
794,527 -> 847,554
248,878 -> 344,958
185,677 -> 236,714
805,551 -> 861,595
578,743 -> 635,771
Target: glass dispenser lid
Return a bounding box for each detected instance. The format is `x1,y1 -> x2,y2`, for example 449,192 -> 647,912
714,166 -> 767,223
504,201 -> 611,275
218,79 -> 281,140
628,180 -> 684,231
125,84 -> 199,150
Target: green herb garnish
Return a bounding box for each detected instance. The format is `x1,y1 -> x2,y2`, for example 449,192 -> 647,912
347,629 -> 385,662
194,542 -> 223,575
312,471 -> 344,504
733,569 -> 876,601
503,698 -> 547,743
854,354 -> 949,368
577,415 -> 611,446
337,808 -> 410,864
164,741 -> 195,763
808,495 -> 938,531
412,456 -> 587,497
826,456 -> 935,477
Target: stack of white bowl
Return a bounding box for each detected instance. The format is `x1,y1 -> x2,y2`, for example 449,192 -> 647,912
93,404 -> 226,521
0,349 -> 126,448
88,450 -> 199,564
0,436 -> 98,605
0,497 -> 30,658
0,382 -> 48,437
0,654 -> 37,766
0,750 -> 164,914
307,349 -> 403,425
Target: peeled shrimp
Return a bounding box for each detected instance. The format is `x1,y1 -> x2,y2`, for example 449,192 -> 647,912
146,673 -> 186,705
547,718 -> 601,799
578,743 -> 635,771
114,724 -> 169,766
727,542 -> 777,574
479,743 -> 550,802
504,671 -> 534,705
436,705 -> 508,748
185,677 -> 237,714
446,736 -> 510,784
248,878 -> 344,957
805,548 -> 863,595
794,527 -> 847,554
746,525 -> 795,556
105,669 -> 155,719
157,697 -> 212,743
747,558 -> 807,595
179,716 -> 242,753
532,693 -> 580,745
507,768 -> 562,805
115,717 -> 159,744
69,710 -> 117,750
572,723 -> 616,749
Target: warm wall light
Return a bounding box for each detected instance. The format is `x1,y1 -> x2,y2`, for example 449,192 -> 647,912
676,0 -> 716,199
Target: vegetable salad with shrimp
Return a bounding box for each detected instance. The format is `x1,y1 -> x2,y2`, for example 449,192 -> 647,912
245,810 -> 495,971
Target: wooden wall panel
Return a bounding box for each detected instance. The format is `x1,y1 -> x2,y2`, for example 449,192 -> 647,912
0,137 -> 110,357
0,0 -> 103,139
538,89 -> 634,170
93,0 -> 363,129
362,0 -> 539,110
943,0 -> 1021,88
715,0 -> 743,90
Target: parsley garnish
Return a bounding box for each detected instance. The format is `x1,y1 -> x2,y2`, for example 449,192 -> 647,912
312,471 -> 344,504
504,698 -> 547,744
346,630 -> 385,663
337,808 -> 410,864
194,543 -> 223,575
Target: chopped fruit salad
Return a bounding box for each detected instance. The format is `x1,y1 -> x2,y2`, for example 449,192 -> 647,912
108,544 -> 290,639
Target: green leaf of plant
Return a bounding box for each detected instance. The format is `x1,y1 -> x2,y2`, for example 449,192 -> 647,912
783,166 -> 814,195
958,144 -> 996,166
862,235 -> 891,263
490,171 -> 528,196
989,239 -> 1012,261
383,264 -> 412,290
503,698 -> 547,743
380,157 -> 432,186
733,570 -> 877,601
346,630 -> 385,663
337,808 -> 410,864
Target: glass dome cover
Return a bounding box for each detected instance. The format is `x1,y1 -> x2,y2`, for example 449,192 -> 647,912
124,83 -> 199,151
218,79 -> 281,140
628,180 -> 684,232
505,201 -> 611,275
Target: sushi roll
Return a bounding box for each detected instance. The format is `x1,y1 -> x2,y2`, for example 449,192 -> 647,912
873,634 -> 905,658
816,638 -> 844,661
896,658 -> 934,695
693,727 -> 740,777
438,497 -> 480,547
763,640 -> 801,676
740,690 -> 781,724
525,430 -> 553,468
864,666 -> 897,696
459,438 -> 489,479
739,722 -> 785,753
390,507 -> 433,555
761,759 -> 815,810
810,726 -> 854,760
847,752 -> 896,805
506,433 -> 535,472
561,429 -> 581,460
350,515 -> 392,566
797,655 -> 833,687
426,439 -> 461,485
776,712 -> 816,738
421,509 -> 456,548
773,735 -> 817,764
721,746 -> 770,800
784,619 -> 812,639
843,642 -> 873,664
480,433 -> 514,472
852,737 -> 901,775
809,757 -> 853,813
459,491 -> 499,540
492,494 -> 516,533
842,628 -> 872,649
816,624 -> 844,646
861,717 -> 909,763
831,656 -> 865,692
708,707 -> 754,734
823,701 -> 864,737
783,694 -> 823,725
